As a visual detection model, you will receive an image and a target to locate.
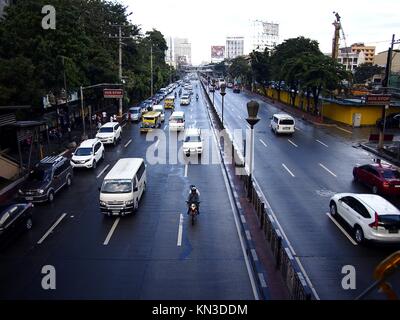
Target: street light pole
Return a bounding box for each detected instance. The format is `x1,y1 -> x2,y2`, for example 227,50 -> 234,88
220,83 -> 226,126
246,100 -> 260,198
211,79 -> 216,106
151,44 -> 153,96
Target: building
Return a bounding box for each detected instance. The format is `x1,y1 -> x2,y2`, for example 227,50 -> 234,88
174,38 -> 192,66
250,20 -> 279,52
226,36 -> 244,59
164,36 -> 175,68
0,0 -> 14,18
351,43 -> 375,64
337,47 -> 365,71
374,50 -> 400,73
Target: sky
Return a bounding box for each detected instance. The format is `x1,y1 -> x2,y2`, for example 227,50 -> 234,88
125,0 -> 400,65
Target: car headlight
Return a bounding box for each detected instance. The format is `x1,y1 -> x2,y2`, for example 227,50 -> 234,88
18,189 -> 23,194
125,200 -> 134,205
38,189 -> 45,194
100,201 -> 106,206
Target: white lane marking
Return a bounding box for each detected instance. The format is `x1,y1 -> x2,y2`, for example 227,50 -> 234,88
326,213 -> 358,246
252,178 -> 319,300
124,139 -> 132,148
164,125 -> 168,130
288,139 -> 298,148
282,163 -> 295,177
316,139 -> 329,148
155,139 -> 160,148
231,108 -> 234,112
259,139 -> 267,147
319,163 -> 337,177
295,126 -> 301,131
121,123 -> 127,128
103,218 -> 120,245
177,214 -> 183,246
96,164 -> 110,179
184,164 -> 188,177
37,213 -> 67,244
335,126 -> 352,134
190,115 -> 193,119
207,107 -> 260,300
238,115 -> 243,120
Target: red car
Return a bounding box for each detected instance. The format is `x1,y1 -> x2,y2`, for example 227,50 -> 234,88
353,163 -> 400,196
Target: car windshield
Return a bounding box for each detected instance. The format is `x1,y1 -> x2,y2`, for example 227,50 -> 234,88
75,147 -> 92,156
379,215 -> 400,224
171,117 -> 184,123
28,168 -> 51,182
101,180 -> 132,193
280,119 -> 294,125
130,109 -> 139,114
382,170 -> 400,179
185,135 -> 201,142
99,127 -> 113,133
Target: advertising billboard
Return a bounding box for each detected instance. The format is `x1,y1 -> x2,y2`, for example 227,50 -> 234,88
211,46 -> 225,60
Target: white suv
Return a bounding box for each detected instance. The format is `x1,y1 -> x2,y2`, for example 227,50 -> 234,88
270,114 -> 295,135
96,122 -> 122,145
71,139 -> 105,169
183,128 -> 203,156
329,193 -> 400,244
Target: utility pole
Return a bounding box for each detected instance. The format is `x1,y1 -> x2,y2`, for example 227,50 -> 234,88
61,56 -> 71,140
378,34 -> 400,149
150,44 -> 153,96
170,37 -> 173,84
109,22 -> 133,116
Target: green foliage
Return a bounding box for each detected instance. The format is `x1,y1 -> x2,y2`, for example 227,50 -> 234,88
228,56 -> 251,85
0,0 -> 173,108
354,63 -> 385,84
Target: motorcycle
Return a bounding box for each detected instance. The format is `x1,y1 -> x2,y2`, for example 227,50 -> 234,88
187,201 -> 199,225
196,95 -> 199,101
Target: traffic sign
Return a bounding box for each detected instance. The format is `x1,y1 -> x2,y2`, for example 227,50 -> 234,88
103,89 -> 123,99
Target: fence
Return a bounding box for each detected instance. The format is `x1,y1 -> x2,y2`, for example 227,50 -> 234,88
200,76 -> 313,300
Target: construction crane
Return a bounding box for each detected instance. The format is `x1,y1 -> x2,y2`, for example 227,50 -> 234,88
332,12 -> 350,66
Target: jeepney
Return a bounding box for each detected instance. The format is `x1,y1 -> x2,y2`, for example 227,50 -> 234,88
140,111 -> 162,133
164,95 -> 175,110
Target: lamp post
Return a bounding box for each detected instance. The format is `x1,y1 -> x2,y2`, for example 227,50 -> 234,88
211,79 -> 216,106
220,83 -> 226,126
246,100 -> 260,198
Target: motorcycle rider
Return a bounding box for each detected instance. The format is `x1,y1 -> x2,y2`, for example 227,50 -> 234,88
187,185 -> 200,215
196,93 -> 199,101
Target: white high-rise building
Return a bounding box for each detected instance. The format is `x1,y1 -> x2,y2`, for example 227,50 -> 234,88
174,38 -> 192,66
251,20 -> 279,52
226,37 -> 244,59
0,0 -> 14,18
165,36 -> 175,68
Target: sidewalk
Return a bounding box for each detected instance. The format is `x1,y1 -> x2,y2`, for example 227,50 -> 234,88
361,141 -> 400,167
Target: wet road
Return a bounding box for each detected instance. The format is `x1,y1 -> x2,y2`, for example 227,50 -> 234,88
211,86 -> 400,300
0,83 -> 257,300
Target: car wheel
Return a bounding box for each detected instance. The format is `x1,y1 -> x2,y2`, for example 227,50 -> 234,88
329,202 -> 337,217
113,138 -> 117,146
66,175 -> 72,187
25,218 -> 33,230
101,152 -> 105,160
48,190 -> 54,203
92,160 -> 97,169
353,173 -> 358,182
372,185 -> 378,194
354,226 -> 365,244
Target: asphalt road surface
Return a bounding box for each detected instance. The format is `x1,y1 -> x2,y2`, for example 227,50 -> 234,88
211,86 -> 400,300
0,83 -> 258,300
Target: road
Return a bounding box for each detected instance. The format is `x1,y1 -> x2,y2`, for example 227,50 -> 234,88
0,83 -> 258,300
211,86 -> 400,299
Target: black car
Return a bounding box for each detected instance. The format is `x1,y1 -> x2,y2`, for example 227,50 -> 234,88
18,156 -> 73,203
376,113 -> 400,129
0,202 -> 33,249
233,85 -> 241,93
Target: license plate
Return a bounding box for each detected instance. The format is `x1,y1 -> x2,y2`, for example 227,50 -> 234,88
112,211 -> 119,216
389,229 -> 398,234
25,197 -> 33,201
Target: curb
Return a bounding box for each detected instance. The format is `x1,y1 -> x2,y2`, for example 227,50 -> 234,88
360,144 -> 400,167
201,79 -> 271,300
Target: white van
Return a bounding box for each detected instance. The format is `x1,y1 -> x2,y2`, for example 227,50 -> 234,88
152,104 -> 165,122
270,114 -> 295,135
169,111 -> 185,131
99,158 -> 146,216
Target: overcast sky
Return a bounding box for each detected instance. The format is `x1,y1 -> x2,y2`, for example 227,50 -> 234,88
125,0 -> 400,65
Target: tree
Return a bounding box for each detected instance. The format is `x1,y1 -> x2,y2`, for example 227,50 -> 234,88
228,56 -> 251,86
354,63 -> 385,84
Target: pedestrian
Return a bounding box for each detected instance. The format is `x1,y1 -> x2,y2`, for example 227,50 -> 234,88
113,114 -> 117,122
102,111 -> 107,123
110,115 -> 113,123
97,121 -> 102,130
